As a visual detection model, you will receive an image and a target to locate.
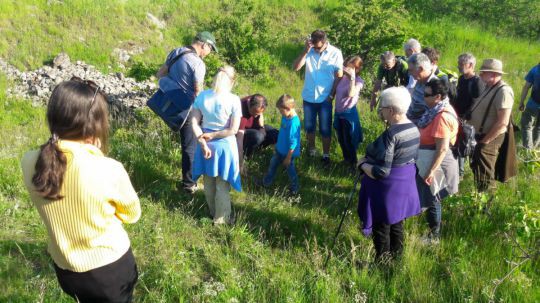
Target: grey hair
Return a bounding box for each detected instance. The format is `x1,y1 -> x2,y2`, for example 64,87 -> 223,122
408,53 -> 432,73
381,51 -> 395,62
458,52 -> 476,66
403,38 -> 421,53
379,86 -> 411,115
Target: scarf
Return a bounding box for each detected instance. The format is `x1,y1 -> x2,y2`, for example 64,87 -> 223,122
417,98 -> 450,129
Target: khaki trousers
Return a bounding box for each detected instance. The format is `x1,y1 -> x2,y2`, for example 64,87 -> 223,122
203,176 -> 231,224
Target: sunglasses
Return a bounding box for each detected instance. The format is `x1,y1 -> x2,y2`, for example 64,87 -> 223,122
70,76 -> 100,105
423,91 -> 437,97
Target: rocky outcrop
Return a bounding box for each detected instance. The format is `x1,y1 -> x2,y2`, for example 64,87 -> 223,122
1,53 -> 158,119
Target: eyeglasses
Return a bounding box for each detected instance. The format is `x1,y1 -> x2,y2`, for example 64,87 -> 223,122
70,76 -> 100,105
423,92 -> 437,97
377,106 -> 392,113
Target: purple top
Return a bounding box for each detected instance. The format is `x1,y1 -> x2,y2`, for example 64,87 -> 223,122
334,76 -> 364,113
357,163 -> 421,235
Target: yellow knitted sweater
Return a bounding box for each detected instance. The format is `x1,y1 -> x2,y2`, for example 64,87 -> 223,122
21,140 -> 141,272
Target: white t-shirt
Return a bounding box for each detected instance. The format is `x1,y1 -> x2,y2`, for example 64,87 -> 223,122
193,89 -> 242,131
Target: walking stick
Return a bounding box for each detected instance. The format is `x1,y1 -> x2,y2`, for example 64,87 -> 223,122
323,171 -> 363,269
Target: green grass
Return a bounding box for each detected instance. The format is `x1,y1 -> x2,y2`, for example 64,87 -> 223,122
1,1 -> 540,302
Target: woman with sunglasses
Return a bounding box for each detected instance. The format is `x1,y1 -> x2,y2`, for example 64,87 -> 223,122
21,78 -> 141,302
191,66 -> 242,225
357,86 -> 421,262
416,77 -> 459,244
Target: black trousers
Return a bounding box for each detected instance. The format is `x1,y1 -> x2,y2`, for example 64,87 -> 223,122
179,113 -> 197,188
54,248 -> 138,303
372,221 -> 404,260
243,125 -> 278,157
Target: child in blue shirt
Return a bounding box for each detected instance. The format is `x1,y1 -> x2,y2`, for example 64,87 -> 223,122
262,94 -> 301,195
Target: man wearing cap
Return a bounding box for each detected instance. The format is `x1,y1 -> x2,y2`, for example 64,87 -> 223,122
293,29 -> 343,166
156,31 -> 217,193
467,58 -> 515,192
369,51 -> 409,111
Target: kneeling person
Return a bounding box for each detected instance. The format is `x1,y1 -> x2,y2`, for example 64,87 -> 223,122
237,94 -> 279,171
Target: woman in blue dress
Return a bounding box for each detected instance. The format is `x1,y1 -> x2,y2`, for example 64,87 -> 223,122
191,66 -> 242,224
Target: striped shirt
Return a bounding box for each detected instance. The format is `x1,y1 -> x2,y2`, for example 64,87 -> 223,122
21,140 -> 141,272
365,122 -> 420,179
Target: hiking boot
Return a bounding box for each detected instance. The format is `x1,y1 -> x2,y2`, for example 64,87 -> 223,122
321,156 -> 331,167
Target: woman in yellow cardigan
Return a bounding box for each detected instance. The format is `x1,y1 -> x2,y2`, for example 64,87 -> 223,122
21,78 -> 141,302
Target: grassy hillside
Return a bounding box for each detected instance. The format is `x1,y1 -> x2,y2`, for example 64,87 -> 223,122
1,1 -> 539,302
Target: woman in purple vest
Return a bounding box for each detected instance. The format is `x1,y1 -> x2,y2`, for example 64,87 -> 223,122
357,86 -> 421,262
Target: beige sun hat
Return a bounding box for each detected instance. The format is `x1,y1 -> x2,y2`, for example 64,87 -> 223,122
479,58 -> 506,74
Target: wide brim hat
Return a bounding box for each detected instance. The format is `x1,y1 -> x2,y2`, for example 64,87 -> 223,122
479,58 -> 506,74
196,31 -> 218,52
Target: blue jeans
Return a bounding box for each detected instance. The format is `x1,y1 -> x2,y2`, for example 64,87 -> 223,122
520,106 -> 540,149
303,100 -> 332,138
263,152 -> 299,193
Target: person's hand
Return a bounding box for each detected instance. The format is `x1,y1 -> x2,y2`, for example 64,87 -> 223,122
200,133 -> 215,141
282,156 -> 292,168
325,95 -> 334,103
304,37 -> 313,52
519,103 -> 525,112
424,171 -> 434,186
357,157 -> 367,171
201,142 -> 212,159
344,67 -> 356,79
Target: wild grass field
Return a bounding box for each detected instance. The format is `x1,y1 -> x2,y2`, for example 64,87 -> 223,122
1,0 -> 539,302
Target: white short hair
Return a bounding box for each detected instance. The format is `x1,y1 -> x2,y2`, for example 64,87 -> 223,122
408,53 -> 432,73
380,86 -> 411,114
404,38 -> 421,53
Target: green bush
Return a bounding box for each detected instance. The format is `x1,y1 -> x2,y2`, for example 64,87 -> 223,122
128,61 -> 160,81
327,0 -> 411,65
208,0 -> 279,77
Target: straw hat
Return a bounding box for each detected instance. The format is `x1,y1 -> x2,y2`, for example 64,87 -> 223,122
479,58 -> 506,74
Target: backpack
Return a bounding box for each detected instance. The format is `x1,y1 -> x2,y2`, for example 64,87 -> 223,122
394,55 -> 410,86
146,48 -> 196,132
436,67 -> 458,104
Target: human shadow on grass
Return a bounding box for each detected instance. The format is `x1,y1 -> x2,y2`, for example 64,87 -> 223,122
243,150 -> 360,218
0,240 -> 57,299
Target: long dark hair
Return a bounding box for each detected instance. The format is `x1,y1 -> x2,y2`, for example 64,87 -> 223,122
32,79 -> 109,200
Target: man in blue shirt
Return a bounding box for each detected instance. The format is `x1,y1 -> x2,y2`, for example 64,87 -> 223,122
518,63 -> 540,150
156,31 -> 217,193
293,30 -> 343,165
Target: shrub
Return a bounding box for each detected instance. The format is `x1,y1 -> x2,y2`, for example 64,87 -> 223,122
327,0 -> 411,65
207,0 -> 279,77
128,61 -> 160,81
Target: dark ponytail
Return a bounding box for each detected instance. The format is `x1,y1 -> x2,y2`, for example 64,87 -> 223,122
31,79 -> 109,200
32,135 -> 67,200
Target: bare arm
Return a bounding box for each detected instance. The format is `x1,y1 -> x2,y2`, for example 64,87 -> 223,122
194,81 -> 204,97
518,82 -> 532,111
370,80 -> 383,111
424,137 -> 450,185
201,115 -> 241,141
236,130 -> 245,170
480,108 -> 512,144
292,40 -> 312,71
191,109 -> 212,159
156,64 -> 169,78
326,70 -> 343,102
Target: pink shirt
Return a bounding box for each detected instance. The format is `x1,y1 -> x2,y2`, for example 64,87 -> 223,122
335,76 -> 364,113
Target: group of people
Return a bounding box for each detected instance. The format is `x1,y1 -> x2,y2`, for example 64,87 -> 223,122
20,28 -> 537,301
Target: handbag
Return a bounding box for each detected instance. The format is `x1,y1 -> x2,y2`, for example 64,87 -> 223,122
455,119 -> 476,157
147,48 -> 196,132
495,119 -> 518,182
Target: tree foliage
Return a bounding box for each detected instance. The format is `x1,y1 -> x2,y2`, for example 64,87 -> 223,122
327,0 -> 412,65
